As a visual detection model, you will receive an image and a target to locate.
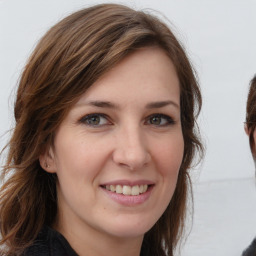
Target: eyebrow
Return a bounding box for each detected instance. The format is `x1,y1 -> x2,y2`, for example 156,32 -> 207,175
78,100 -> 179,109
84,101 -> 117,108
146,100 -> 179,109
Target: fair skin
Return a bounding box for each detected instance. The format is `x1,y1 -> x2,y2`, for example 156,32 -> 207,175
40,47 -> 184,256
253,131 -> 256,155
245,124 -> 256,156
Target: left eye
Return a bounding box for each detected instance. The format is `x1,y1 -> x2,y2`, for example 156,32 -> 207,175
147,114 -> 174,126
80,114 -> 109,126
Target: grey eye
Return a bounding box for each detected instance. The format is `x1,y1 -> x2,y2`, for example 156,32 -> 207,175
147,114 -> 174,126
150,116 -> 162,125
86,115 -> 101,125
80,114 -> 109,126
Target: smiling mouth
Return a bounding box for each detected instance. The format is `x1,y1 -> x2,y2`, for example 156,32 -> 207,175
101,184 -> 150,196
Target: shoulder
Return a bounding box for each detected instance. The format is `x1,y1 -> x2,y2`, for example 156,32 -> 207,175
242,238 -> 256,256
23,226 -> 78,256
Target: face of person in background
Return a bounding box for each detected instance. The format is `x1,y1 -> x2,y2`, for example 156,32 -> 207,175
244,77 -> 256,161
40,47 -> 184,243
245,125 -> 256,160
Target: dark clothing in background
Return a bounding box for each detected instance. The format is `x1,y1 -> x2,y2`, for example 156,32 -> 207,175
242,238 -> 256,256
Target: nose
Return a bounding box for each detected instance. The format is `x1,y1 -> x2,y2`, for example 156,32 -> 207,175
112,126 -> 151,171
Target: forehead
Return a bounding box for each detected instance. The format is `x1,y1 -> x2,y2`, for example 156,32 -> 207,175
76,47 -> 180,107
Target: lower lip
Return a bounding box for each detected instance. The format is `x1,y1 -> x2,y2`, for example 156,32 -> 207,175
101,186 -> 153,206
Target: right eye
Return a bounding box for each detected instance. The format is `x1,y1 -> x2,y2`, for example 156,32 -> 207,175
79,114 -> 110,127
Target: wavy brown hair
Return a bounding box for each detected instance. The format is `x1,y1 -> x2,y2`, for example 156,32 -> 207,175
245,75 -> 256,155
0,3 -> 203,256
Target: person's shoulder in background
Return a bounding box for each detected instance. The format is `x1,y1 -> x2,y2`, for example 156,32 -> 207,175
242,238 -> 256,256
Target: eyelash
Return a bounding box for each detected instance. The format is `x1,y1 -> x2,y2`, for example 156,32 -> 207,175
79,113 -> 111,126
146,113 -> 175,126
79,113 -> 175,127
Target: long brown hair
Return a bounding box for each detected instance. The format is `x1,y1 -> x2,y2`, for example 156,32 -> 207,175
245,75 -> 256,155
0,3 -> 203,255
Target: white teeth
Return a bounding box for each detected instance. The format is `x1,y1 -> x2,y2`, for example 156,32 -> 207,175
131,185 -> 139,196
116,185 -> 122,194
104,184 -> 149,195
110,185 -> 116,192
123,185 -> 131,195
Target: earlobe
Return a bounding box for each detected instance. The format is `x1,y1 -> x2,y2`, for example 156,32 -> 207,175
39,147 -> 57,173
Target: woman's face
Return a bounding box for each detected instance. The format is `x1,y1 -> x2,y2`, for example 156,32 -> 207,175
42,47 -> 184,241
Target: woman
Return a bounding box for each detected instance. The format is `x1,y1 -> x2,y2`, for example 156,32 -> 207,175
0,3 -> 203,256
243,75 -> 256,256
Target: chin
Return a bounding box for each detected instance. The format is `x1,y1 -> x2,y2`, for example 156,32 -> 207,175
104,215 -> 157,239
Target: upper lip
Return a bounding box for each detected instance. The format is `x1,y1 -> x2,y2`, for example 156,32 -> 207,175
100,179 -> 155,186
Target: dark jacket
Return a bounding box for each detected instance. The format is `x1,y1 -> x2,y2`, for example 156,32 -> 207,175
242,238 -> 256,256
23,226 -> 78,256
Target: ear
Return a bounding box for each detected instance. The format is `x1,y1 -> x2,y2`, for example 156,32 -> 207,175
244,123 -> 249,136
39,146 -> 57,173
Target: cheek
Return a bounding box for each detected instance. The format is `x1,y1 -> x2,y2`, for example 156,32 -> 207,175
152,135 -> 184,216
154,134 -> 184,177
53,135 -> 110,183
252,131 -> 256,152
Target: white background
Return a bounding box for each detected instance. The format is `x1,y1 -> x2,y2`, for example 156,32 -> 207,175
1,0 -> 256,255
